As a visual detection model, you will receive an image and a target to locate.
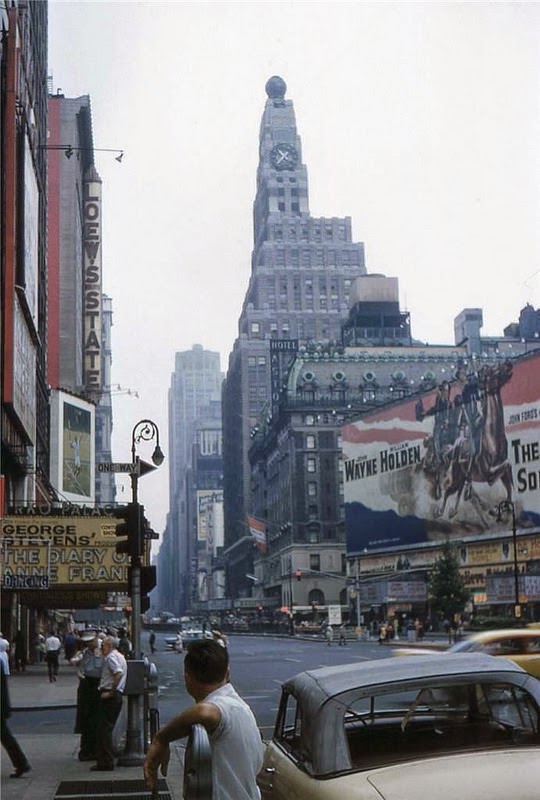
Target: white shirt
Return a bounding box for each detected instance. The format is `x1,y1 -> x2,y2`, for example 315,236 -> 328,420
45,635 -> 61,652
99,648 -> 127,693
0,640 -> 9,675
205,683 -> 264,800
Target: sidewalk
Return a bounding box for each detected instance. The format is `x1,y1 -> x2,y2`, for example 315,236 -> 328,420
1,663 -> 184,800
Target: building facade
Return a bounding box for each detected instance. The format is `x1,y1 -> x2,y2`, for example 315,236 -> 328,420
248,283 -> 540,627
47,92 -> 115,504
248,274 -> 470,621
158,345 -> 222,614
1,0 -> 49,512
222,76 -> 366,599
1,0 -> 49,640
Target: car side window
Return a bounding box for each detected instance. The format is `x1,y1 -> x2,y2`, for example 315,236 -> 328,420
481,683 -> 539,734
482,641 -> 503,655
276,692 -> 303,759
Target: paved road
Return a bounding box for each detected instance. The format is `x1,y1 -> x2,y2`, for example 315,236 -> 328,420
11,630 -> 396,739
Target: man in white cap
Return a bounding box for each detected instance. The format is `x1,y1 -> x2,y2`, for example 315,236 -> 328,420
91,636 -> 127,771
70,631 -> 103,761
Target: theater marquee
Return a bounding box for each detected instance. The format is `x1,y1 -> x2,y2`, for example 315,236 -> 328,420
0,516 -> 129,592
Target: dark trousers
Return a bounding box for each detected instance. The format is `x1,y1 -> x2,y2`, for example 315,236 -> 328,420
95,693 -> 123,768
75,677 -> 100,758
46,651 -> 60,680
1,719 -> 30,772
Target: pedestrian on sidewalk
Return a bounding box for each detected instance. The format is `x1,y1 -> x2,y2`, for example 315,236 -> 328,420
149,630 -> 156,654
144,639 -> 263,799
0,633 -> 10,669
92,636 -> 127,772
70,630 -> 103,762
325,624 -> 334,646
338,624 -> 347,646
13,630 -> 27,672
64,630 -> 78,661
45,630 -> 62,682
117,628 -> 132,659
1,659 -> 31,778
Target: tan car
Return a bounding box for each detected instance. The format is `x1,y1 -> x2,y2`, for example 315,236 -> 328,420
258,654 -> 540,800
394,628 -> 540,678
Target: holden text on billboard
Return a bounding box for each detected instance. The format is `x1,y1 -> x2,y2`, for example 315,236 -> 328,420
343,352 -> 540,555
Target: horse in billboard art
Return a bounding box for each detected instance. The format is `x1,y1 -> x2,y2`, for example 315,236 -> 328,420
418,360 -> 514,523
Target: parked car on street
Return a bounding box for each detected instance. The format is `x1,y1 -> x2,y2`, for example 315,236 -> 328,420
165,631 -> 184,652
394,628 -> 540,678
165,627 -> 212,650
258,653 -> 540,800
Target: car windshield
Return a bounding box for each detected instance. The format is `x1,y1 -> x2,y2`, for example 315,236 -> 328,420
449,635 -> 540,655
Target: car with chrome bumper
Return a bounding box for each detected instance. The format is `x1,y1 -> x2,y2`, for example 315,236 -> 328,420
258,653 -> 540,800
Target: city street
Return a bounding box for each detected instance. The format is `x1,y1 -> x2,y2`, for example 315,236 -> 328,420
10,631 -> 396,740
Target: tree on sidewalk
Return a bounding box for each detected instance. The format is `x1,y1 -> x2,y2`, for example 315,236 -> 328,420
429,539 -> 470,625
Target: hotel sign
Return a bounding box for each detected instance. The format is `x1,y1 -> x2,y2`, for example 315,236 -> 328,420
270,338 -> 298,416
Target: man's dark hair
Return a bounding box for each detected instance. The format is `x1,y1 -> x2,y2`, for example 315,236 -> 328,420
184,639 -> 229,684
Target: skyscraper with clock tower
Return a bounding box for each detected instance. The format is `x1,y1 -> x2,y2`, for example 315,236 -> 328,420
222,76 -> 366,598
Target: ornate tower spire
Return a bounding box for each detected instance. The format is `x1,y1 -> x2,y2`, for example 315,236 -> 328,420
253,75 -> 309,255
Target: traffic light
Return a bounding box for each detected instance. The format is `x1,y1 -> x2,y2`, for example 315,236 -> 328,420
129,565 -> 157,614
295,569 -> 302,581
114,505 -> 130,556
114,502 -> 145,558
128,565 -> 156,596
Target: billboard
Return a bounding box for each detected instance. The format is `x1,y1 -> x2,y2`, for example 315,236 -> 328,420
343,352 -> 540,554
0,515 -> 129,592
50,390 -> 95,503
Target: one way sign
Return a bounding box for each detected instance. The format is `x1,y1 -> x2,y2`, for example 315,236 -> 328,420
97,462 -> 136,474
97,460 -> 157,477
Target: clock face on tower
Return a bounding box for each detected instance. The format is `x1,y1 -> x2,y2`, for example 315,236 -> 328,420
270,143 -> 299,171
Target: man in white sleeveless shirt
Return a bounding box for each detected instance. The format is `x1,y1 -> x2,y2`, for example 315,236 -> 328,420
144,639 -> 264,799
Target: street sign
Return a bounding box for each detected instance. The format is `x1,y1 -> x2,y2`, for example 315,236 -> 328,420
97,461 -> 158,476
97,462 -> 136,474
137,459 -> 157,477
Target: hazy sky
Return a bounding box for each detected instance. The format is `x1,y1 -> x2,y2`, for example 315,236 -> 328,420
48,1 -> 540,540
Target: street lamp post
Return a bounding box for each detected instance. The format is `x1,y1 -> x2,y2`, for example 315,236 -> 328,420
497,500 -> 520,619
354,558 -> 361,632
288,563 -> 294,635
119,419 -> 164,767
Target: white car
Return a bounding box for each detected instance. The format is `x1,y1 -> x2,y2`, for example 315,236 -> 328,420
258,653 -> 540,800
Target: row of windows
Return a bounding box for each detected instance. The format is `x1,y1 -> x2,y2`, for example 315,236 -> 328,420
250,321 -> 336,339
298,387 -> 407,402
267,277 -> 351,291
267,298 -> 342,312
277,201 -> 300,213
248,355 -> 267,367
271,249 -> 361,267
272,222 -> 348,241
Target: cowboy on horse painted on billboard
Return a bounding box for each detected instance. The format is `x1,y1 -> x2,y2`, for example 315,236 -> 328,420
416,359 -> 514,524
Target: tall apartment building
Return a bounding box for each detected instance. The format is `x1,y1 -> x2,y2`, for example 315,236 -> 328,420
1,0 -> 48,639
222,76 -> 366,598
159,345 -> 223,613
1,1 -> 49,510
